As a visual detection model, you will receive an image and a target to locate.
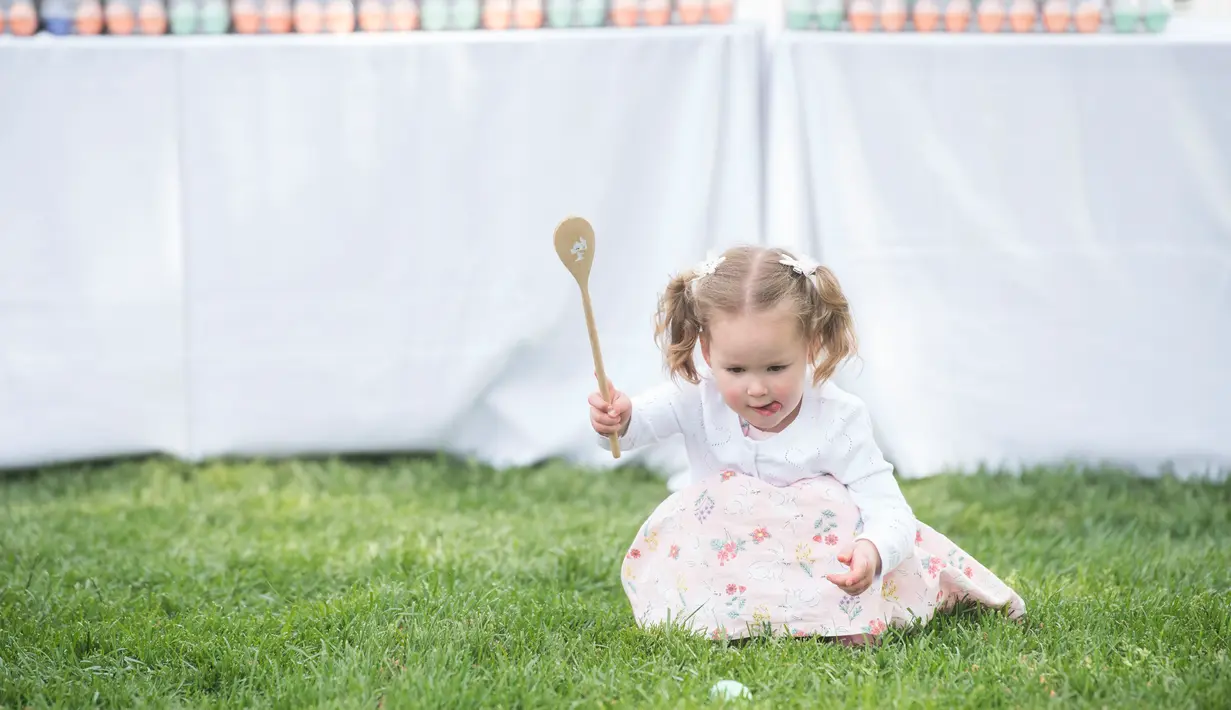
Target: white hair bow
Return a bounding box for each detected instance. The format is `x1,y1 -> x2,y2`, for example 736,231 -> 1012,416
779,254 -> 821,279
689,253 -> 725,292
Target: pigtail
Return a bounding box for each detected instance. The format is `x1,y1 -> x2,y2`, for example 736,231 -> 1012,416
807,266 -> 858,386
653,271 -> 703,384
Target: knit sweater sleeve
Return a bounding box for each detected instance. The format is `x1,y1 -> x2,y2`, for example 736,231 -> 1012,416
818,396 -> 917,576
597,379 -> 701,452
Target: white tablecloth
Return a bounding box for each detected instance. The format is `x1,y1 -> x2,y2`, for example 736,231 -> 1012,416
766,22 -> 1231,478
5,23 -> 1231,480
0,27 -> 763,471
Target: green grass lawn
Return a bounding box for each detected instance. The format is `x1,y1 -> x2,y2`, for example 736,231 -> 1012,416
1,456 -> 1229,709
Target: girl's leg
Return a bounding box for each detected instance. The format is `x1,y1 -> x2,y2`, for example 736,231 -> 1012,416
834,633 -> 879,647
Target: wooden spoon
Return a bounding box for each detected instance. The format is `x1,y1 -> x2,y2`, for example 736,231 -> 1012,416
553,216 -> 620,458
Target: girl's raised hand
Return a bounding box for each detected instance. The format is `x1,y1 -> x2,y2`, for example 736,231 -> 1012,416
589,380 -> 631,437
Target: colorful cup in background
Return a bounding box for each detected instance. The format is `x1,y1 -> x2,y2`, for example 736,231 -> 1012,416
946,0 -> 971,30
914,0 -> 940,30
1008,0 -> 1036,29
977,0 -> 1004,30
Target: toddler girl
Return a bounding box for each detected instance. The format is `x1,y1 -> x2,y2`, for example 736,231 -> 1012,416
589,246 -> 1025,643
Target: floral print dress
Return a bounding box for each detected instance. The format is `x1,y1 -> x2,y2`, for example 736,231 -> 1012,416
621,470 -> 1026,640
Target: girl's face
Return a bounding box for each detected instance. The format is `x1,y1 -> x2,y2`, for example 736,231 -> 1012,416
701,303 -> 808,433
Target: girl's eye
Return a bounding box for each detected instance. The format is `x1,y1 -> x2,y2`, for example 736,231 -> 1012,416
768,365 -> 786,372
726,367 -> 745,374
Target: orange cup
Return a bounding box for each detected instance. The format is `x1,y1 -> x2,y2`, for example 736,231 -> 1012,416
881,0 -> 907,30
643,0 -> 668,24
266,0 -> 293,30
359,3 -> 385,28
325,0 -> 354,31
977,0 -> 1004,30
105,2 -> 136,33
232,0 -> 260,30
76,1 -> 104,33
1042,5 -> 1068,30
1008,0 -> 1035,30
138,1 -> 167,32
1073,1 -> 1099,31
610,0 -> 637,26
848,0 -> 875,30
513,0 -> 541,27
482,0 -> 509,27
294,0 -> 322,30
945,1 -> 971,31
388,0 -> 416,27
678,0 -> 703,23
913,0 -> 940,30
11,2 -> 38,33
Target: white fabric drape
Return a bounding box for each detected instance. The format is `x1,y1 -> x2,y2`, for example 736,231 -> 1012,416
4,24 -> 1231,479
0,44 -> 189,468
765,25 -> 1231,478
0,28 -> 762,471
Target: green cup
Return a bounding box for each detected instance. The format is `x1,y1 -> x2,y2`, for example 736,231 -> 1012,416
199,0 -> 229,30
546,0 -> 570,25
169,0 -> 198,31
786,12 -> 814,28
1142,9 -> 1168,31
453,0 -> 480,27
817,9 -> 843,28
1111,10 -> 1136,31
576,0 -> 603,25
420,0 -> 448,28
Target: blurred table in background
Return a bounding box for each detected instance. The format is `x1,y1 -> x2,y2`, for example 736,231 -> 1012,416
4,20 -> 1231,480
0,26 -> 763,470
766,19 -> 1231,478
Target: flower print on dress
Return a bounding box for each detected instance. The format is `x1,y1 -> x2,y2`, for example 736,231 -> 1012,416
724,583 -> 749,619
795,542 -> 817,577
881,577 -> 900,603
814,509 -> 838,534
694,490 -> 716,523
619,469 -> 1028,641
838,594 -> 863,622
711,531 -> 748,566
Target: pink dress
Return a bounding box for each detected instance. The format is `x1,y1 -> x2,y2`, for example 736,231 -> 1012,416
620,469 -> 1026,640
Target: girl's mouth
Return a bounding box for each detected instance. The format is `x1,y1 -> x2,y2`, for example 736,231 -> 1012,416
752,402 -> 782,417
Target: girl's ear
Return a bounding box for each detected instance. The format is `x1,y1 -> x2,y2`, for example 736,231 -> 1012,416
700,336 -> 711,367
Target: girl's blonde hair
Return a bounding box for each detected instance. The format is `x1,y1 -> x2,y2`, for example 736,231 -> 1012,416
653,245 -> 857,387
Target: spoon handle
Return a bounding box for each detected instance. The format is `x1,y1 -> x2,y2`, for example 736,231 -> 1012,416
581,287 -> 621,458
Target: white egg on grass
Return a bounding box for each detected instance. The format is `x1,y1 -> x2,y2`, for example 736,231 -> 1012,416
709,679 -> 752,701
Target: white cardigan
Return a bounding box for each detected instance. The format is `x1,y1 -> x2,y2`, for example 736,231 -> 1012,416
600,374 -> 917,576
